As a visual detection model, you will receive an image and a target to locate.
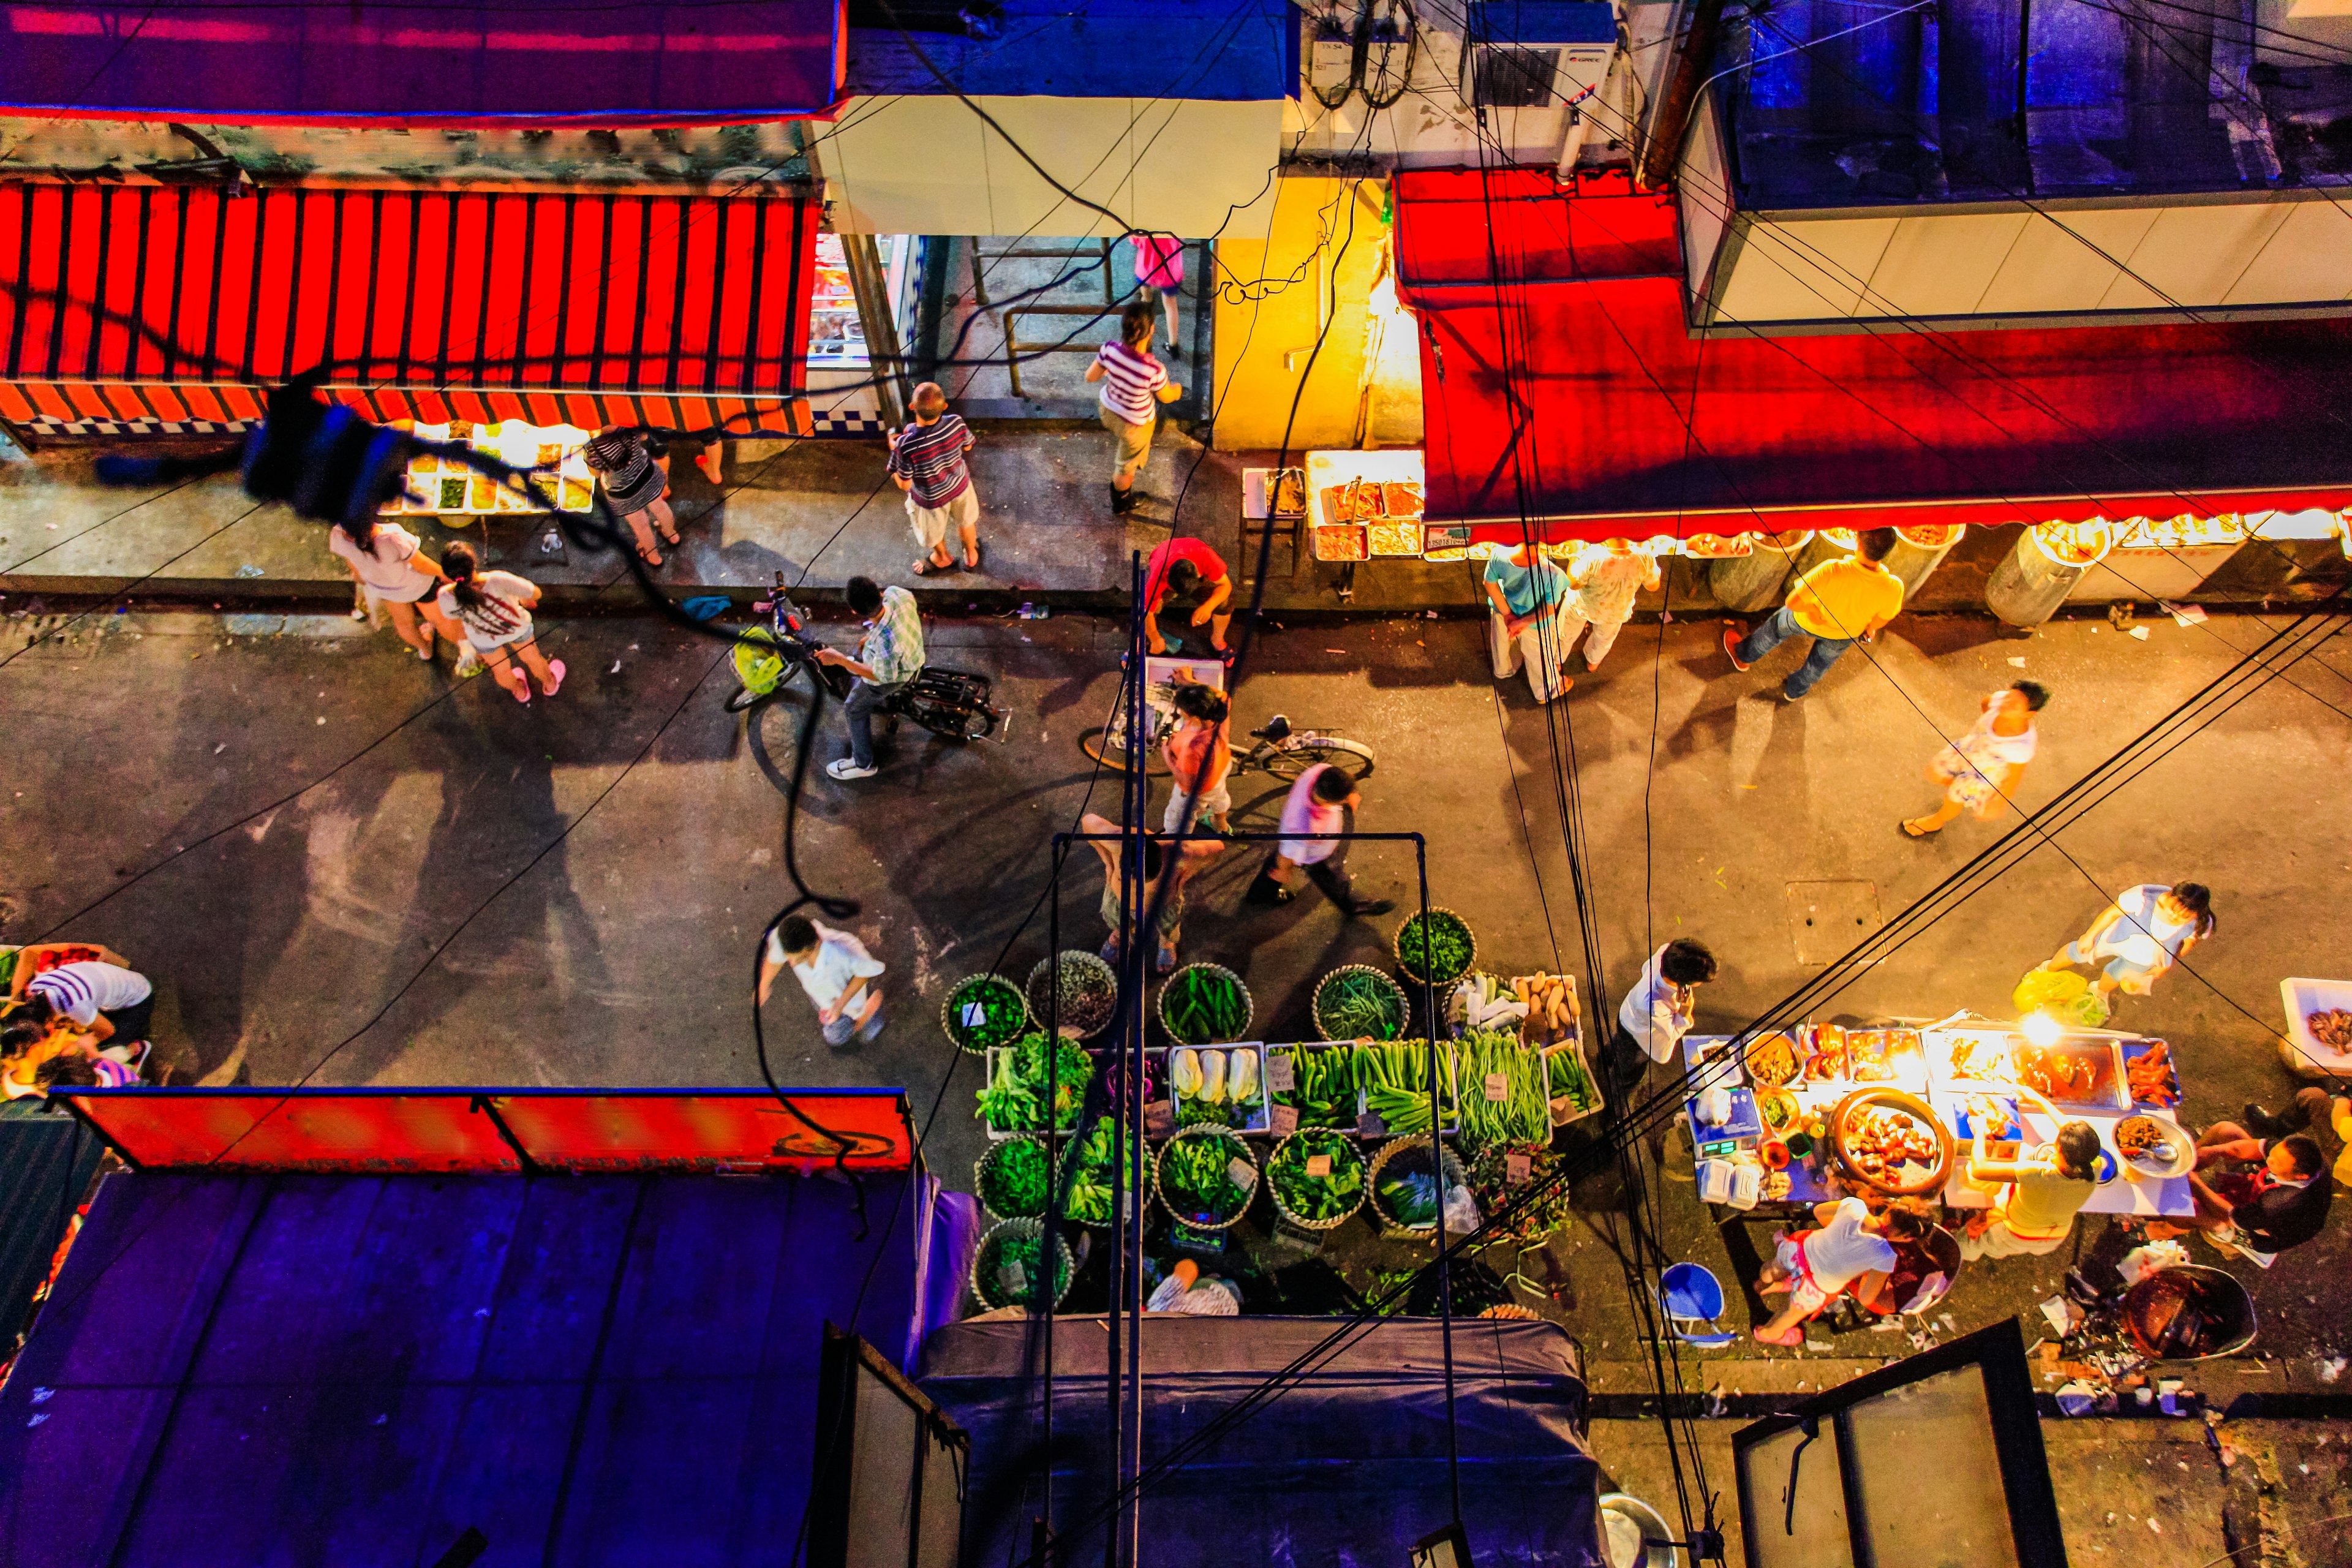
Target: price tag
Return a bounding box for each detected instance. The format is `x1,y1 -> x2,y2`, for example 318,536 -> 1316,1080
1484,1072 -> 1509,1103
998,1261 -> 1028,1297
1305,1154 -> 1332,1178
1269,1104 -> 1300,1136
1504,1152 -> 1533,1186
1357,1110 -> 1387,1138
1145,1099 -> 1175,1137
1265,1053 -> 1295,1091
1227,1157 -> 1258,1192
961,1002 -> 987,1029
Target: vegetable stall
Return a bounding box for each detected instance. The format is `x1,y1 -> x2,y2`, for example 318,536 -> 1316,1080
943,905 -> 1612,1317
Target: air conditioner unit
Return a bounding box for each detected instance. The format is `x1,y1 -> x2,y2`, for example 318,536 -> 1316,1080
1458,0 -> 1614,111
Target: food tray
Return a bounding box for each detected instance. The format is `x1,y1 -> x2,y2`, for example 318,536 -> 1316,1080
2114,1112 -> 2195,1178
1367,521 -> 1423,557
2279,977 -> 2352,1074
1948,1092 -> 2021,1142
1827,1088 -> 1954,1197
1169,1043 -> 1271,1134
2120,1037 -> 2182,1109
1265,1044 -> 1353,1133
1313,524 -> 1368,562
1802,1025 -> 1926,1090
2007,1036 -> 2128,1111
1540,1036 -> 1605,1126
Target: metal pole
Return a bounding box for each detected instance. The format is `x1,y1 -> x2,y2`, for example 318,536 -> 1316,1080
1415,839 -> 1461,1528
1121,550 -> 1148,1568
1041,839 -> 1060,1565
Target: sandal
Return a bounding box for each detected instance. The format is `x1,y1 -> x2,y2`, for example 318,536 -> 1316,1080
966,541 -> 983,573
912,557 -> 951,576
1753,1325 -> 1806,1347
510,678 -> 531,705
658,528 -> 682,547
637,544 -> 664,567
541,658 -> 566,698
1901,818 -> 1940,839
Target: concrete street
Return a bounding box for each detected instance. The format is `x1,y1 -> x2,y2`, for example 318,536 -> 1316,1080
5,592 -> 2350,1559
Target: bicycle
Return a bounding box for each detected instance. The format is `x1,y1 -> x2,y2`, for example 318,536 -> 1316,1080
1079,669 -> 1374,781
724,573 -> 1004,743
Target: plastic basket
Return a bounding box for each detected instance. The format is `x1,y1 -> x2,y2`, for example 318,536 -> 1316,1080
971,1218 -> 1075,1311
1540,1036 -> 1606,1126
1168,1043 -> 1272,1134
1158,962 -> 1255,1045
1312,964 -> 1409,1042
941,973 -> 1031,1056
1152,1126 -> 1261,1232
1264,1128 -> 1368,1231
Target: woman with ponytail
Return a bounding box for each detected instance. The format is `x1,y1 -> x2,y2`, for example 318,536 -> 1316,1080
433,542 -> 565,704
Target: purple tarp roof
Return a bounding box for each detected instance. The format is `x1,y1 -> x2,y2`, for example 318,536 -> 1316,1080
0,0 -> 846,126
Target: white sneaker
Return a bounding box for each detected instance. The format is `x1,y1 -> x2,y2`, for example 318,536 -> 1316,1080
826,758 -> 878,781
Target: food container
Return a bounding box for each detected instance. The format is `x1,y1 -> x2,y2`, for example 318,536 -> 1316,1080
981,1038 -> 1093,1142
1153,1126 -> 1260,1232
1266,1044 -> 1354,1133
1313,524 -> 1368,562
2120,1038 -> 2182,1109
2278,976 -> 2352,1077
1169,1044 -> 1271,1134
1365,1134 -> 1468,1236
2114,1112 -> 2195,1179
1265,1127 -> 1367,1231
1158,962 -> 1254,1045
1025,951 -> 1118,1039
970,1217 -> 1074,1311
1367,521 -> 1423,557
941,972 -> 1031,1055
1311,965 -> 1409,1042
1540,1038 -> 1605,1127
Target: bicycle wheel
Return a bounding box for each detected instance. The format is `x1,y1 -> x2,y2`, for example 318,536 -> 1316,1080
1080,726 -> 1170,775
1259,737 -> 1377,783
908,696 -> 998,742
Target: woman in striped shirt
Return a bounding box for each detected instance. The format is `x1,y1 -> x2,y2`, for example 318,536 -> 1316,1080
1085,301 -> 1183,514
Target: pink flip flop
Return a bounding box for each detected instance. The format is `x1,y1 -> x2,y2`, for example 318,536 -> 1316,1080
542,658 -> 567,698
511,680 -> 530,705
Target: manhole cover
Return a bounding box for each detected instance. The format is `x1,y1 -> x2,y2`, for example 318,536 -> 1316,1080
1787,880 -> 1881,965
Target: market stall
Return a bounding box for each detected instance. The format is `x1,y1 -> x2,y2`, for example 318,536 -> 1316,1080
1679,1017 -> 2195,1221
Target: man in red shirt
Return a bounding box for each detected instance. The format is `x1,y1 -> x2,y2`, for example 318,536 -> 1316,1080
1143,537 -> 1233,656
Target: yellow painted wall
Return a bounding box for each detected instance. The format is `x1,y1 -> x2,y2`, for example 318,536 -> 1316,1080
1210,176 -> 1423,452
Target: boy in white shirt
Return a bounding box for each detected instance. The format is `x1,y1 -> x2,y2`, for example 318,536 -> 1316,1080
758,916 -> 886,1046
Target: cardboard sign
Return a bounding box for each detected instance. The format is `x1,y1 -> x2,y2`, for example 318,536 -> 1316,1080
1305,1153 -> 1332,1178
1227,1157 -> 1258,1192
1269,1104 -> 1300,1136
999,1261 -> 1028,1297
1145,1099 -> 1175,1137
1483,1072 -> 1509,1102
1265,1053 -> 1296,1091
1505,1152 -> 1533,1186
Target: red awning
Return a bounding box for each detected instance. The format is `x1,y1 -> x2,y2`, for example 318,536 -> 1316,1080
1393,168 -> 2352,546
0,0 -> 845,126
0,181 -> 816,437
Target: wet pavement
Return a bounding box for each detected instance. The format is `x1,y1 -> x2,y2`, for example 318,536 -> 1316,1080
4,594 -> 2351,1423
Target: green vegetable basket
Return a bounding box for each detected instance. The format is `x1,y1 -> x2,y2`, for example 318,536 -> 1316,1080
974,1134 -> 1051,1220
1312,964 -> 1409,1042
1366,1134 -> 1469,1237
1157,962 -> 1254,1046
971,1217 -> 1075,1311
1152,1126 -> 1260,1232
1265,1128 -> 1368,1231
942,973 -> 1032,1055
1394,908 -> 1477,989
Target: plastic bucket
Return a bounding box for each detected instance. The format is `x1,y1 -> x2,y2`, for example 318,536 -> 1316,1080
1707,528 -> 1813,612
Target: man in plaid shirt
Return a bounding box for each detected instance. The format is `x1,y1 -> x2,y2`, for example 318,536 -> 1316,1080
815,575 -> 926,781
886,382 -> 983,576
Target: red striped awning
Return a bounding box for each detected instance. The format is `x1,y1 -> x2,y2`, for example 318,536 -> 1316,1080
0,181 -> 817,437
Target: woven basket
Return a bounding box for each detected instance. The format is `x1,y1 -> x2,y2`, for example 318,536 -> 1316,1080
1026,951 -> 1118,1039
1393,907 -> 1477,988
1157,962 -> 1254,1045
1366,1134 -> 1469,1235
974,1135 -> 1050,1221
941,973 -> 1031,1056
1312,964 -> 1409,1043
1265,1128 -> 1367,1232
1152,1127 -> 1260,1233
970,1218 -> 1075,1311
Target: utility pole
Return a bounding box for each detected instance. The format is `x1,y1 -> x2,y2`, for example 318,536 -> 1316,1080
1638,0 -> 1730,190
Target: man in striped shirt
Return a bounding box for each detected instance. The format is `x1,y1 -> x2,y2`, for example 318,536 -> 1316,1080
1085,301 -> 1183,514
6,959 -> 156,1047
886,382 -> 983,575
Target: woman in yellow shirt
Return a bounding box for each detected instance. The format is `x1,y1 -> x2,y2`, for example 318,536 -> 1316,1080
1959,1120 -> 2101,1260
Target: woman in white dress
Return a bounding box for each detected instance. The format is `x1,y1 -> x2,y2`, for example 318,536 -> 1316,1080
1902,680 -> 2049,839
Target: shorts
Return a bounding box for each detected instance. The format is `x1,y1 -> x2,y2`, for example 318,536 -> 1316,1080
1772,1235 -> 1834,1316
100,993 -> 156,1046
1101,880 -> 1183,939
467,619 -> 538,655
907,488 -> 980,551
1100,406 -> 1155,483
361,576 -> 434,607
1163,781 -> 1231,832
